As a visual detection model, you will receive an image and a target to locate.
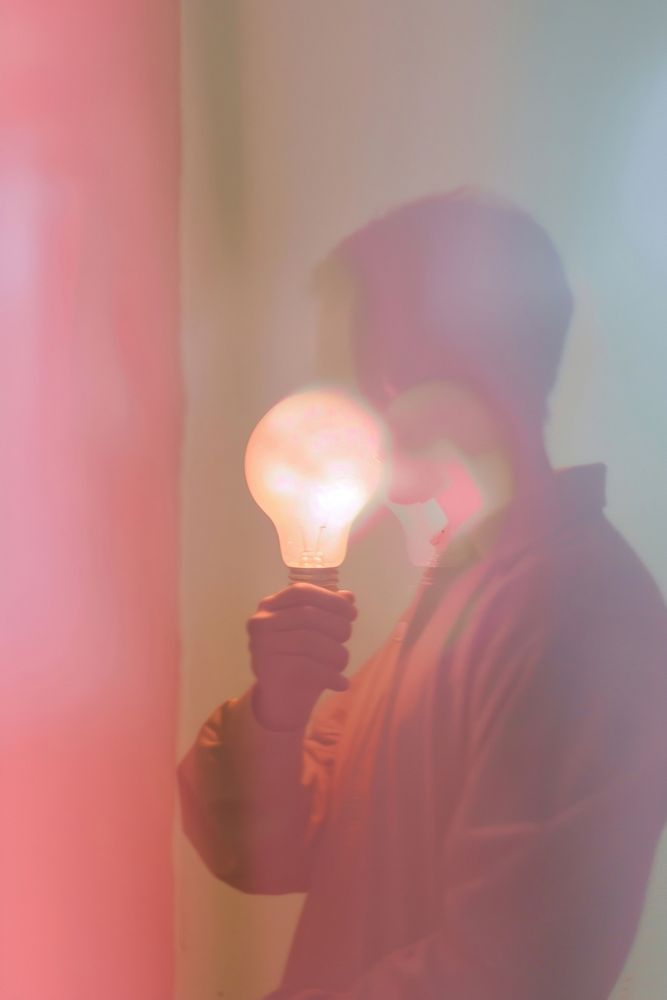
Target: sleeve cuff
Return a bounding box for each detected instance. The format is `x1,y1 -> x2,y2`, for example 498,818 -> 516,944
208,684 -> 306,793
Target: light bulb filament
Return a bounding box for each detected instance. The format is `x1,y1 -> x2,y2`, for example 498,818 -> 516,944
298,524 -> 327,568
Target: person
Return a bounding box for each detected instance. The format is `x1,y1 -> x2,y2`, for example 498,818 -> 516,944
177,189 -> 667,999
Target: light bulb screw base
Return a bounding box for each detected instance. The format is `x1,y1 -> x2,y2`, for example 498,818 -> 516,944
288,565 -> 339,592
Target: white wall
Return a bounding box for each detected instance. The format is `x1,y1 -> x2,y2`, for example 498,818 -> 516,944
177,3 -> 667,997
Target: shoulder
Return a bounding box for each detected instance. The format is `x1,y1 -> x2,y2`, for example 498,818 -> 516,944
470,515 -> 667,717
490,512 -> 666,648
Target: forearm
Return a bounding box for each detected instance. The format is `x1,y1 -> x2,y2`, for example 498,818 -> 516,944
178,686 -> 315,893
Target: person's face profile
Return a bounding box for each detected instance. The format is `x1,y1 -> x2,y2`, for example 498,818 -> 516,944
316,259 -> 498,507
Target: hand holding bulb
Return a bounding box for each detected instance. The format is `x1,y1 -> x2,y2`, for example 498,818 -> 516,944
246,582 -> 357,731
244,387 -> 385,730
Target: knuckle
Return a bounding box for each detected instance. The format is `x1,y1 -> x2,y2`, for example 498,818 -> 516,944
337,645 -> 350,669
322,638 -> 347,669
338,619 -> 352,642
247,611 -> 268,635
246,616 -> 258,635
248,636 -> 262,660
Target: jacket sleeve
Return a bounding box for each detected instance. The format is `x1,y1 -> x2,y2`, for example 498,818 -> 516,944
265,612 -> 667,999
177,683 -> 348,895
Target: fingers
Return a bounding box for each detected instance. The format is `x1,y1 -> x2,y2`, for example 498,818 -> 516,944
249,628 -> 350,672
248,605 -> 354,643
257,654 -> 350,694
247,584 -> 357,728
338,589 -> 357,605
259,583 -> 357,620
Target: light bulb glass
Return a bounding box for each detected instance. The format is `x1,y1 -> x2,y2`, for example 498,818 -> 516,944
245,388 -> 386,568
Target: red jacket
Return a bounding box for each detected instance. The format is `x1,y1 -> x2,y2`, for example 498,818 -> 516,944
178,465 -> 667,998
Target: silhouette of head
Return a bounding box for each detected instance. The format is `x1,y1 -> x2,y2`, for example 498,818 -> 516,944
333,188 -> 574,431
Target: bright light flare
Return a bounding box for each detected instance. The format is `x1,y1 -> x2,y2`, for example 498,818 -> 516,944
245,387 -> 386,568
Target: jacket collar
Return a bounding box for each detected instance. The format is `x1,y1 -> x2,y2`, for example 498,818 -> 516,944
430,464 -> 607,570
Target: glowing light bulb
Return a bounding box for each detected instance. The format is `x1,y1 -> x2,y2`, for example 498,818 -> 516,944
244,388 -> 386,589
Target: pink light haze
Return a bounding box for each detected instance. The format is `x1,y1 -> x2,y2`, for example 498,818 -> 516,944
0,4 -> 181,998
